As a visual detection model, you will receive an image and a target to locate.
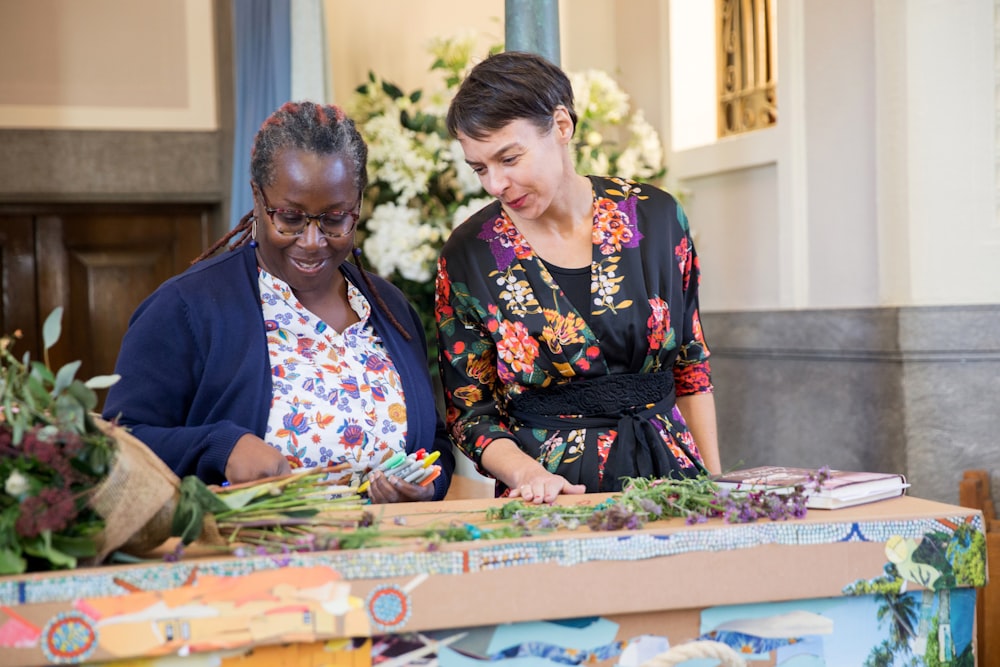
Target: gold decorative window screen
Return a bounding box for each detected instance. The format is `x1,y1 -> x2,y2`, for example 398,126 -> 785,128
717,0 -> 777,137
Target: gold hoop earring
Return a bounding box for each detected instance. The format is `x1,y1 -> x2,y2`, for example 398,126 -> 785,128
249,216 -> 258,248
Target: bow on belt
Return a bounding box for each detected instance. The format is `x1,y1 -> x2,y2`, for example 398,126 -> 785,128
507,372 -> 707,492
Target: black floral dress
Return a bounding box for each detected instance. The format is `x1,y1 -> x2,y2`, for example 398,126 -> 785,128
435,176 -> 713,493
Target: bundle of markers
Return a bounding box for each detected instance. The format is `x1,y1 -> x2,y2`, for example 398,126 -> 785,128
357,448 -> 441,494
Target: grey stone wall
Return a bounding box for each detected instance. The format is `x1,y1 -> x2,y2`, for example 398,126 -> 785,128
703,306 -> 1000,505
0,130 -> 224,204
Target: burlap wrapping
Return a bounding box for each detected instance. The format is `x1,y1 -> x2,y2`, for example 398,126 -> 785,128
87,417 -> 182,563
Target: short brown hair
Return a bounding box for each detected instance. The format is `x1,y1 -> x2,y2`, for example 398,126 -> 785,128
446,51 -> 578,140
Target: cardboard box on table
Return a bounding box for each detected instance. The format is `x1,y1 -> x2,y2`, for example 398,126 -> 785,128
0,494 -> 988,666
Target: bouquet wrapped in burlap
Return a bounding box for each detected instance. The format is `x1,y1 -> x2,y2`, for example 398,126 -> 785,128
87,418 -> 182,563
1,309 -> 373,575
0,309 -> 184,574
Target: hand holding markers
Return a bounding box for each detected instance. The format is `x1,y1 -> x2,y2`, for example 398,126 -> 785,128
359,449 -> 441,503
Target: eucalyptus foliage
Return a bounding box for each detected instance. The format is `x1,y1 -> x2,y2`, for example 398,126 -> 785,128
0,308 -> 120,574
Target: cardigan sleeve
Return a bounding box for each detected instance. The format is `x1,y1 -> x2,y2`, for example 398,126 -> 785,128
102,280 -> 257,484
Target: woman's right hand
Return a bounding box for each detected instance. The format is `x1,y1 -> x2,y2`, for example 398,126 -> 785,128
224,433 -> 291,484
507,469 -> 586,504
482,438 -> 587,504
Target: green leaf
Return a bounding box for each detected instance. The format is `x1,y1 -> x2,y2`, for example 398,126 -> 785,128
173,476 -> 230,544
381,81 -> 403,99
50,532 -> 99,558
0,548 -> 26,575
410,90 -> 422,103
430,58 -> 446,70
66,381 -> 98,412
42,307 -> 64,351
84,439 -> 115,475
217,485 -> 272,511
53,360 -> 81,396
29,360 -> 55,385
23,532 -> 77,569
25,375 -> 49,409
54,393 -> 86,432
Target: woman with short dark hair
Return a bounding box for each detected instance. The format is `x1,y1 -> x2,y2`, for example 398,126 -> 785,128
437,52 -> 719,504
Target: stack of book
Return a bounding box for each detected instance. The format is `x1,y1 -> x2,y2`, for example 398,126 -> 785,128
713,466 -> 909,509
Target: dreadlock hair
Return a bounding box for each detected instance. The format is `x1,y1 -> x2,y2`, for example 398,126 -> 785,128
194,101 -> 411,340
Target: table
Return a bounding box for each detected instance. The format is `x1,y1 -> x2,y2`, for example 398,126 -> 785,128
0,494 -> 987,666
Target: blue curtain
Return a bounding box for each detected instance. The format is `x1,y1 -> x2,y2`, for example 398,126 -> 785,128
230,0 -> 292,227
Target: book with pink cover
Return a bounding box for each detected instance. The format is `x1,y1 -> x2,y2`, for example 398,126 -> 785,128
713,466 -> 909,509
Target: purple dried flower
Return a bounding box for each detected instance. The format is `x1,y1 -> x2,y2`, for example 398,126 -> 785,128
587,504 -> 642,531
295,533 -> 317,547
638,498 -> 663,516
163,542 -> 185,563
790,498 -> 809,518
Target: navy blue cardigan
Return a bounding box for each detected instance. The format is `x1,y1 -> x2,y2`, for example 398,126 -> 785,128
102,245 -> 454,500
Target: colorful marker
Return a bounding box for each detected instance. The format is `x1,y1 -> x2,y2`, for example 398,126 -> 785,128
378,451 -> 406,471
403,464 -> 432,484
418,467 -> 441,487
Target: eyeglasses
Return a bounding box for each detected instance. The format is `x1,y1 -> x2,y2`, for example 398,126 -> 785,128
255,185 -> 361,239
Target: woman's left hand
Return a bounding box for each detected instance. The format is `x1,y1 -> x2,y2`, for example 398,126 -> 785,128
366,469 -> 435,503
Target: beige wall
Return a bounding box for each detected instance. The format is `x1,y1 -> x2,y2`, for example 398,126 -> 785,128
0,0 -> 217,131
323,0 -> 665,136
324,0 -> 505,105
2,0 -> 995,309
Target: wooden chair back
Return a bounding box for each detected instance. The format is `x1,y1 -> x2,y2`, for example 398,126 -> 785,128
959,469 -> 1000,663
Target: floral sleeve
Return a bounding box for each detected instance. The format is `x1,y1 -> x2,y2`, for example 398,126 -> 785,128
435,256 -> 512,476
672,202 -> 713,396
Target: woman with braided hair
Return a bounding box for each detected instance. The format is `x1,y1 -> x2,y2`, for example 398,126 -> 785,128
103,101 -> 454,502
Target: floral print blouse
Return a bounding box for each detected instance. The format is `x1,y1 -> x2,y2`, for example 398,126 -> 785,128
259,269 -> 408,487
435,176 -> 712,492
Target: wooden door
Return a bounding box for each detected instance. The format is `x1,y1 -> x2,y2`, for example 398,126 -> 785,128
0,216 -> 38,355
0,205 -> 212,403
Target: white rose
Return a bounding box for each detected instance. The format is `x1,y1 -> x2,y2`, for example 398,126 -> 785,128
5,470 -> 29,497
363,203 -> 445,282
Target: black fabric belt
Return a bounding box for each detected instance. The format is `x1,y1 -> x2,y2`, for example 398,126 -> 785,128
508,372 -> 706,492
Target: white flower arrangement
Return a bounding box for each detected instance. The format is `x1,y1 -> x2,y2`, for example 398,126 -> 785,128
349,36 -> 667,349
